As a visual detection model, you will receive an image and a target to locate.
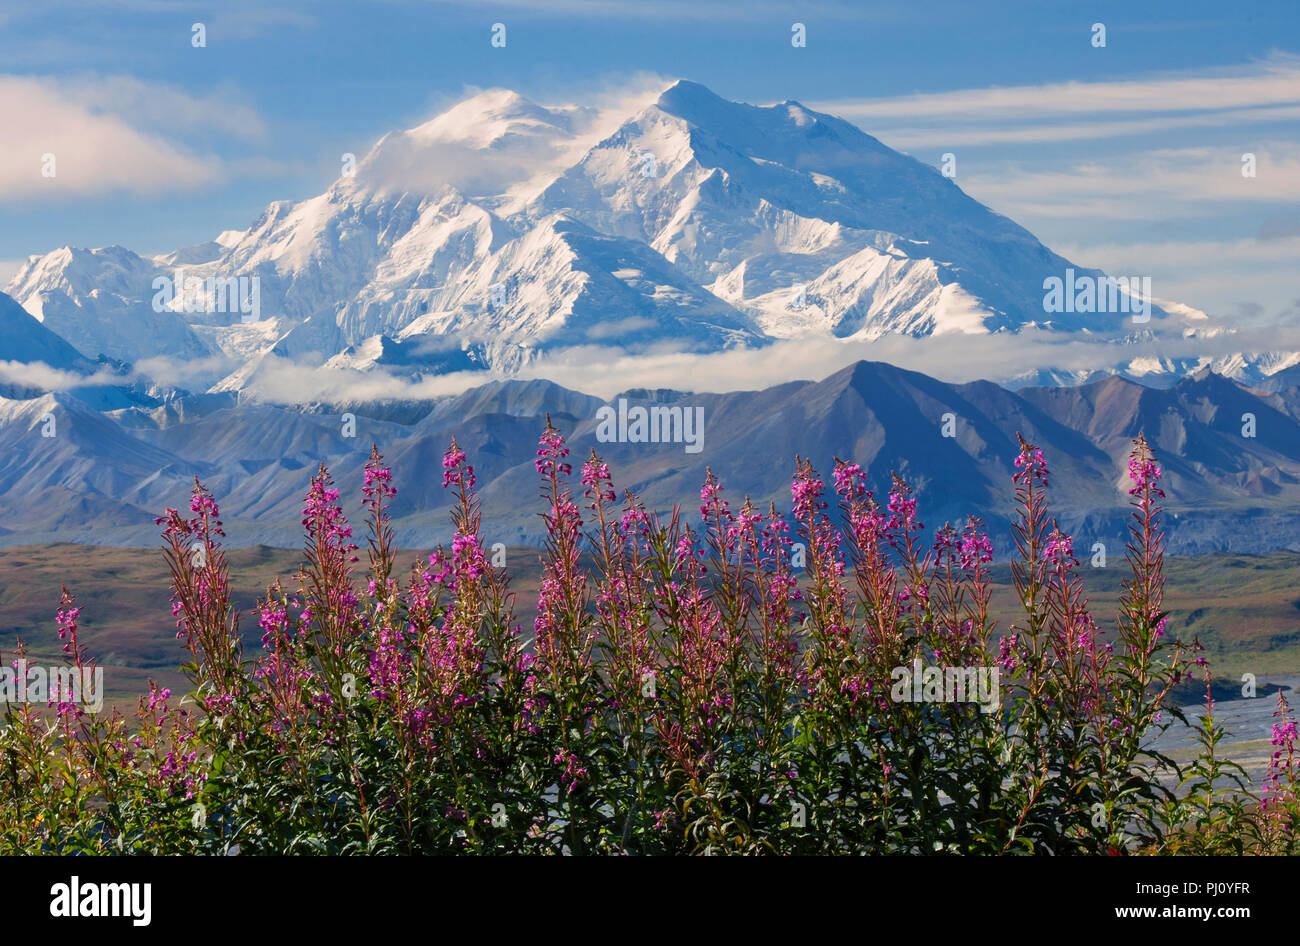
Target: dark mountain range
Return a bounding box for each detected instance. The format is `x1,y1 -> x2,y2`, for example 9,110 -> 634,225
3,361 -> 1298,555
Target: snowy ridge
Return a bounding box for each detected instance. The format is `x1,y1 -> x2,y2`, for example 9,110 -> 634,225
4,80 -> 1290,393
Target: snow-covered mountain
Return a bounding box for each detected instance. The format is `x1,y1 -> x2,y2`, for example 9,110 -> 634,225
4,80 -> 1287,393
0,290 -> 90,370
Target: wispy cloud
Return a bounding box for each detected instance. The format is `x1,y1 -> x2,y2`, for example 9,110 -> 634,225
810,53 -> 1300,321
868,105 -> 1300,150
1051,235 -> 1300,325
131,354 -> 240,387
188,322 -> 1300,408
56,74 -> 268,141
0,74 -> 256,199
515,330 -> 1300,398
0,360 -> 123,391
1055,235 -> 1300,270
359,74 -> 671,203
817,54 -> 1300,131
0,260 -> 25,286
960,143 -> 1300,221
218,358 -> 494,404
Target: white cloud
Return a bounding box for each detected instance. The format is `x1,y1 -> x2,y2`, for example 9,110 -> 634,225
1054,235 -> 1300,271
0,260 -> 24,286
57,75 -> 268,141
817,54 -> 1300,125
542,328 -> 1300,397
1048,235 -> 1300,324
0,360 -> 122,390
358,74 -> 671,204
870,105 -> 1300,150
130,353 -> 240,387
229,358 -> 494,404
200,322 -> 1300,407
801,52 -> 1300,328
0,74 -> 255,199
958,143 -> 1300,222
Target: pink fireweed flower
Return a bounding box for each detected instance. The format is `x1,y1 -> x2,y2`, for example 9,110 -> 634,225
189,488 -> 224,537
533,420 -> 591,670
535,420 -> 572,477
1043,530 -> 1076,569
427,549 -> 456,588
362,445 -> 398,594
49,595 -> 91,727
55,593 -> 83,661
301,476 -> 355,548
833,459 -> 865,501
699,470 -> 733,524
442,440 -> 476,492
1262,691 -> 1298,816
791,458 -> 850,667
675,532 -> 707,574
257,604 -> 291,648
887,492 -> 916,524
451,532 -> 489,582
153,507 -> 192,541
620,504 -> 650,539
366,615 -> 405,706
759,504 -> 793,561
554,751 -> 589,792
848,494 -> 889,549
298,468 -> 361,654
1013,444 -> 1049,487
998,633 -> 1020,672
791,467 -> 827,521
1127,454 -> 1165,498
362,463 -> 395,499
959,521 -> 994,571
581,458 -> 611,488
582,456 -> 616,510
885,478 -> 922,540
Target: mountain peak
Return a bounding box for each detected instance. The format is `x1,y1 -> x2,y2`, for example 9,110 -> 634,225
653,78 -> 735,118
1178,367 -> 1240,393
778,100 -> 818,126
8,80 -> 1263,391
384,87 -> 581,156
657,77 -> 711,93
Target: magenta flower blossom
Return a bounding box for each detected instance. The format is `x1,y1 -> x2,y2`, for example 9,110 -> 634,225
1043,530 -> 1076,569
258,604 -> 291,648
363,454 -> 397,510
535,420 -> 572,477
1127,454 -> 1165,498
1013,444 -> 1049,487
959,523 -> 993,571
442,442 -> 475,491
22,416 -> 1219,856
832,460 -> 865,500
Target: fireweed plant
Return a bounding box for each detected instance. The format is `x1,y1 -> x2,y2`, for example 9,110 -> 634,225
1,431 -> 1294,854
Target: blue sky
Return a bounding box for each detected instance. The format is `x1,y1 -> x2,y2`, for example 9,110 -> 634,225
1,0 -> 1297,322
